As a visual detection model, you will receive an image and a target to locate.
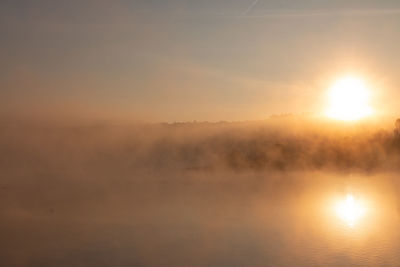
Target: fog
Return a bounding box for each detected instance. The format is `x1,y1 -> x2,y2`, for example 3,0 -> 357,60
2,118 -> 400,266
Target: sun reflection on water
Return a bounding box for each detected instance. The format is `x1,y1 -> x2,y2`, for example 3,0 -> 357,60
335,194 -> 367,227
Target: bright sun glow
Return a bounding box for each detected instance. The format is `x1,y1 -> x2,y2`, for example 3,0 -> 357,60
335,194 -> 367,227
326,77 -> 372,121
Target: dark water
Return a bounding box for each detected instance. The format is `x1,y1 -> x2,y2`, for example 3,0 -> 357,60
2,170 -> 400,266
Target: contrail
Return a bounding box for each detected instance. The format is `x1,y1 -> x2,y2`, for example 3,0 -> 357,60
241,0 -> 259,16
236,7 -> 400,19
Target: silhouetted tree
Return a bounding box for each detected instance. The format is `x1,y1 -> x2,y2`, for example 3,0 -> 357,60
395,119 -> 400,137
393,119 -> 400,150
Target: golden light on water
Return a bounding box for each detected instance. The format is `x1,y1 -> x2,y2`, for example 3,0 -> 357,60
335,194 -> 367,227
326,77 -> 373,121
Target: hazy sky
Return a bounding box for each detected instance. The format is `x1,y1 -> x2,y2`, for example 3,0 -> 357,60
1,0 -> 400,121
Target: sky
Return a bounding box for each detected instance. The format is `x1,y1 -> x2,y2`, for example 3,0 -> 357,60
1,0 -> 400,122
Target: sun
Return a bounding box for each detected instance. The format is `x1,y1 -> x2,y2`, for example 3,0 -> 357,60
326,77 -> 373,121
335,194 -> 367,227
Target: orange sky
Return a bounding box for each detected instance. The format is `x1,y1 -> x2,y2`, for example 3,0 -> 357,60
1,0 -> 400,122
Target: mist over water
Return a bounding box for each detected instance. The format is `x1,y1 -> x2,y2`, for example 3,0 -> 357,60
2,119 -> 400,266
